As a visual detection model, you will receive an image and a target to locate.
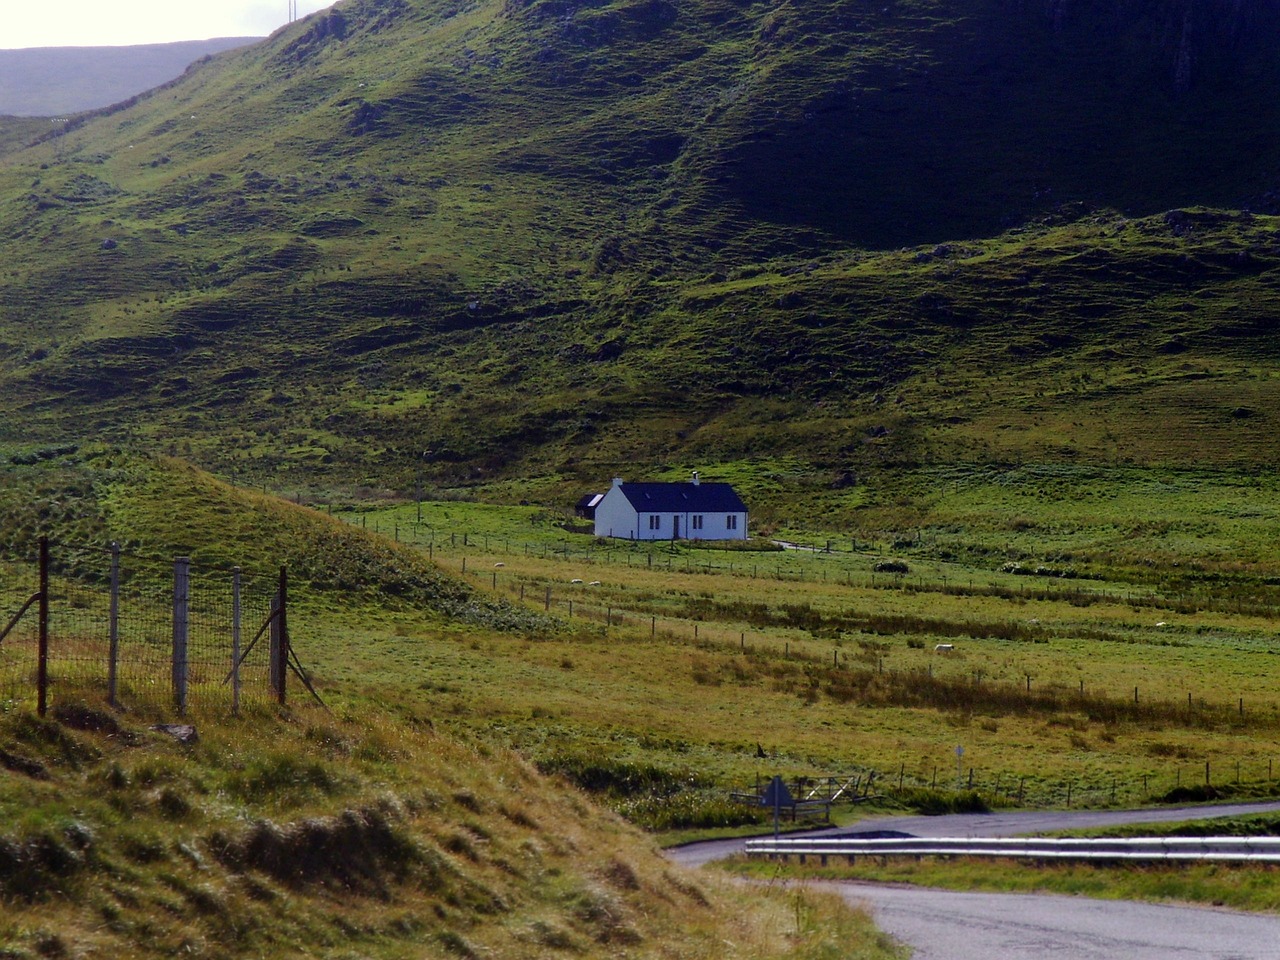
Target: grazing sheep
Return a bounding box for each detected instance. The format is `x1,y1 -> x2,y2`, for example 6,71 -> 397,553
934,643 -> 955,653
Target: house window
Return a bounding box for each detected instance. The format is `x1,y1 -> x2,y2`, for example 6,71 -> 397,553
726,515 -> 737,530
648,515 -> 660,530
692,515 -> 704,531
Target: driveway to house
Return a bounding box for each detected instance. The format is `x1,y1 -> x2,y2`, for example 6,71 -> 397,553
667,801 -> 1280,959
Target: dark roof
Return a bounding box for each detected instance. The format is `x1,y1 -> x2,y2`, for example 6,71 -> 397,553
617,482 -> 747,513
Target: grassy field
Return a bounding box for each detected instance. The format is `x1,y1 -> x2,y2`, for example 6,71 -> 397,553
293,463 -> 1280,823
0,449 -> 910,959
5,443 -> 1280,949
8,449 -> 1280,818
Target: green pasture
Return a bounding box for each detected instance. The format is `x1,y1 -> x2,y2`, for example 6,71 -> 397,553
313,465 -> 1280,821
0,451 -> 906,960
7,448 -> 1280,819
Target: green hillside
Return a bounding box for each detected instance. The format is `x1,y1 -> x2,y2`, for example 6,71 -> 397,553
0,0 -> 1278,492
9,4 -> 1280,951
0,449 -> 900,959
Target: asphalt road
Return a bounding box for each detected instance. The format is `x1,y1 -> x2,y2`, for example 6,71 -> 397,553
667,801 -> 1280,958
828,882 -> 1280,960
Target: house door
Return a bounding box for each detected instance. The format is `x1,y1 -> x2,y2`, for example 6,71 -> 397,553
672,515 -> 680,540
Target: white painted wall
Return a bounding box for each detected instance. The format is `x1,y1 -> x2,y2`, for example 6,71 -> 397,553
686,511 -> 748,540
593,484 -> 638,539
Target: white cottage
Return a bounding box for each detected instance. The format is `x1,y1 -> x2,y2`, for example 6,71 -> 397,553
592,474 -> 748,541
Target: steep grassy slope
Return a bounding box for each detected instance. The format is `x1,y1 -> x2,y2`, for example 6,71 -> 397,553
0,704 -> 900,959
0,0 -> 1278,490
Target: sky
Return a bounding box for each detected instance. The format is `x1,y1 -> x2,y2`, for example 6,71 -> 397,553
4,1 -> 339,50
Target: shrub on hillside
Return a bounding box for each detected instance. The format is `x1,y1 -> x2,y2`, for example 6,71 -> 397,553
535,754 -> 705,798
873,560 -> 909,574
614,792 -> 767,831
896,788 -> 990,816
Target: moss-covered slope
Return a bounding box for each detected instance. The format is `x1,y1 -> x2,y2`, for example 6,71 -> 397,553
0,0 -> 1278,488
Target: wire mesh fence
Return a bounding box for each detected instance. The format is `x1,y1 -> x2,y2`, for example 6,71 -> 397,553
0,539 -> 287,716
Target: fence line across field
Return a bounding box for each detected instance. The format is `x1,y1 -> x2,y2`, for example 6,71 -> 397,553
446,563 -> 1280,810
437,561 -> 1280,733
732,751 -> 1280,813
333,529 -> 1280,810
452,565 -> 1280,812
0,538 -> 302,717
343,516 -> 1275,620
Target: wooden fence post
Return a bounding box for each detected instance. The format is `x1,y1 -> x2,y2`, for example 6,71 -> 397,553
37,536 -> 49,718
232,566 -> 241,716
173,557 -> 190,715
108,542 -> 120,709
269,593 -> 281,696
276,566 -> 289,706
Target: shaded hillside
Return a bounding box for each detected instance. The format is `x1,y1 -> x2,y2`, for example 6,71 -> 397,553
0,0 -> 1278,490
0,38 -> 260,117
717,0 -> 1280,247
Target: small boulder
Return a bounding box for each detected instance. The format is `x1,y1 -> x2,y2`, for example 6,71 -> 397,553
151,724 -> 198,745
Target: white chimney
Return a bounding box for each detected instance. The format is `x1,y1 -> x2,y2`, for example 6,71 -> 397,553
612,477 -> 624,487
692,470 -> 700,485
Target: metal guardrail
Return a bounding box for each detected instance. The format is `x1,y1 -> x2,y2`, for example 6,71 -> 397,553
745,836 -> 1280,863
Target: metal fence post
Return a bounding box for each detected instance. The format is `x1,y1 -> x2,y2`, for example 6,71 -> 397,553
173,557 -> 190,715
231,566 -> 241,716
108,542 -> 120,708
37,536 -> 49,717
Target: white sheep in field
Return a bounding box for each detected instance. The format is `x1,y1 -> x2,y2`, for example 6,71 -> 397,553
934,643 -> 955,653
571,578 -> 584,584
589,580 -> 601,587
